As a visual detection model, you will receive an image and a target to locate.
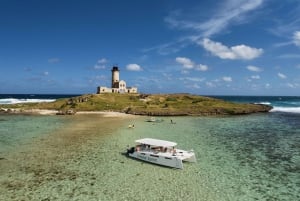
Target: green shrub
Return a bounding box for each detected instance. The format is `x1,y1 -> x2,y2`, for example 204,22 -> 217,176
166,97 -> 177,101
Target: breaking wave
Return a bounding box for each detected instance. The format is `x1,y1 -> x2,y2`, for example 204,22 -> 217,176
254,102 -> 272,105
0,98 -> 56,105
270,106 -> 300,114
254,100 -> 300,114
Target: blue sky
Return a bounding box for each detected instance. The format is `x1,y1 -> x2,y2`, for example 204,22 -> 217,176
1,0 -> 300,95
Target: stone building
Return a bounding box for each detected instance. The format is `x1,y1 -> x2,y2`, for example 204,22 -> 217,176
97,66 -> 138,94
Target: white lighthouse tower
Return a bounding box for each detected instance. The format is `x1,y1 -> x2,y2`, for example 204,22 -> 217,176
111,66 -> 120,88
97,66 -> 138,94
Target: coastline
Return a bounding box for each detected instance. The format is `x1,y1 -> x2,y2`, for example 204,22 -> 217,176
1,93 -> 274,117
0,108 -> 135,118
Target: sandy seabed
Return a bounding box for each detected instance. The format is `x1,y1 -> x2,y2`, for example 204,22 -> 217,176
0,113 -> 138,201
4,108 -> 132,117
0,113 -> 231,201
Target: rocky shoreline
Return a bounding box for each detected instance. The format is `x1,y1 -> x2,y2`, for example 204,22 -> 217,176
0,94 -> 273,116
0,105 -> 273,116
124,103 -> 273,116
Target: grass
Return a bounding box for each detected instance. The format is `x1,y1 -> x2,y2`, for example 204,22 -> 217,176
0,93 -> 272,116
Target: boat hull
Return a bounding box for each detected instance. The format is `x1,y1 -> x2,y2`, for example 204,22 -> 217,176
175,149 -> 197,163
126,138 -> 196,169
128,151 -> 184,169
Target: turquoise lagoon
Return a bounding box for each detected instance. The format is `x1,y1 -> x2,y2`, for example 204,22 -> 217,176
0,112 -> 299,201
0,115 -> 68,154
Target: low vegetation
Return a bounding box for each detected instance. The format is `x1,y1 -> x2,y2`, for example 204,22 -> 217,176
1,93 -> 273,116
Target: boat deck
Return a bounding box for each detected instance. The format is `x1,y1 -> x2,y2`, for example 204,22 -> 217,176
127,138 -> 196,168
137,147 -> 195,161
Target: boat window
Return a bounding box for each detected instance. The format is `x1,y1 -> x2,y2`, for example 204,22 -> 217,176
164,157 -> 172,160
150,154 -> 159,158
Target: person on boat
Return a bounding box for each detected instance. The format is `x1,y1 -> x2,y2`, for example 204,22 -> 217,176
136,145 -> 140,151
172,148 -> 176,156
128,124 -> 135,128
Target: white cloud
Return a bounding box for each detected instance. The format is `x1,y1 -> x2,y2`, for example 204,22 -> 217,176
148,0 -> 265,55
184,83 -> 201,89
180,77 -> 205,82
126,64 -> 143,71
251,75 -> 260,79
165,0 -> 264,38
163,73 -> 173,80
287,83 -> 296,88
143,40 -> 182,55
293,31 -> 300,47
95,75 -> 106,80
48,58 -> 60,63
148,0 -> 266,55
206,81 -> 216,88
222,76 -> 232,82
43,71 -> 49,76
94,64 -> 106,69
175,57 -> 194,69
201,38 -> 235,59
176,57 -> 208,71
195,64 -> 208,71
201,38 -> 263,60
278,72 -> 287,79
181,70 -> 190,74
98,58 -> 108,64
94,58 -> 108,70
191,83 -> 201,89
247,65 -> 263,72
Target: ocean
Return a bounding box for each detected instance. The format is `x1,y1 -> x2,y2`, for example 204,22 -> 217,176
0,94 -> 79,104
210,95 -> 300,113
0,94 -> 299,200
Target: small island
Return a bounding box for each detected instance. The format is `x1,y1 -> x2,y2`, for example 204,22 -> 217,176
0,93 -> 273,116
0,67 -> 272,116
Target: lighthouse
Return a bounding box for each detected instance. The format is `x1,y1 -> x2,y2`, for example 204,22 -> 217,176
97,66 -> 138,94
111,66 -> 120,88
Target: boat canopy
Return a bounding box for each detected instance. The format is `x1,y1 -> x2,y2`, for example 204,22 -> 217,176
135,138 -> 177,147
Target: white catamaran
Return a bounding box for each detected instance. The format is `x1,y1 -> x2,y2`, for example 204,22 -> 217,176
127,138 -> 196,169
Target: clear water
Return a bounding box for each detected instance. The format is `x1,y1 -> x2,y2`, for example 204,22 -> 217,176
209,96 -> 300,113
0,112 -> 299,200
0,115 -> 68,153
111,114 -> 300,201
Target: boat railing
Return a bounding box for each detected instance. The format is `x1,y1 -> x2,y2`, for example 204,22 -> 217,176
136,144 -> 176,154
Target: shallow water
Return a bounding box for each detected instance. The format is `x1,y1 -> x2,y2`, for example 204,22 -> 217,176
113,114 -> 299,201
0,115 -> 68,153
0,113 -> 299,201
